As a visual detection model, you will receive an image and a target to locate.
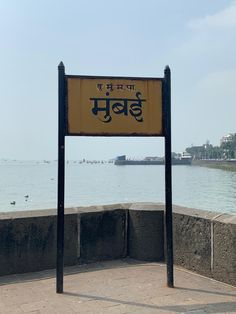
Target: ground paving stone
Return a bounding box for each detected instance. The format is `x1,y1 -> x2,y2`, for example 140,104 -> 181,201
0,259 -> 236,313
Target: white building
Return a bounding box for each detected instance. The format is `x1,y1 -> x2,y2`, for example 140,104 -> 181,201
220,133 -> 235,145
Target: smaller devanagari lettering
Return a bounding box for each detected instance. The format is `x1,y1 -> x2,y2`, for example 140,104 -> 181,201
106,83 -> 113,91
126,84 -> 135,90
97,83 -> 103,91
116,84 -> 124,90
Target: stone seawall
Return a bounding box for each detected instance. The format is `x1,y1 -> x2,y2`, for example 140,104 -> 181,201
192,159 -> 236,171
0,203 -> 235,286
173,205 -> 236,286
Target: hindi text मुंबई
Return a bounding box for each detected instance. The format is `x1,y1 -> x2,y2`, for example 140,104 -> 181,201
90,91 -> 146,123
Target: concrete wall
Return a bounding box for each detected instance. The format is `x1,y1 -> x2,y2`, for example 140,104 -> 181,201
0,203 -> 235,287
173,206 -> 213,277
173,205 -> 236,286
79,207 -> 127,263
0,209 -> 78,276
128,203 -> 164,261
212,214 -> 236,285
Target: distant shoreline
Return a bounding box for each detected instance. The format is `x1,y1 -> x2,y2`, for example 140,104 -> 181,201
192,159 -> 236,172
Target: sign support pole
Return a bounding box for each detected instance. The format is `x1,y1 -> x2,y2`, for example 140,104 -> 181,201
164,65 -> 174,287
57,62 -> 66,293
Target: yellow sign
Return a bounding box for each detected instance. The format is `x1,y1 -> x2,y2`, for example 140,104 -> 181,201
67,77 -> 163,136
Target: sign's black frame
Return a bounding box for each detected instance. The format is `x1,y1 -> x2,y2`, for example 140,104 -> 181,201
56,62 -> 173,293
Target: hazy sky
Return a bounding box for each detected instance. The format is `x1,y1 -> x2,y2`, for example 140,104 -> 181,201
1,0 -> 235,160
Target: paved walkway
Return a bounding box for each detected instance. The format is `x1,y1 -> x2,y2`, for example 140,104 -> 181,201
0,259 -> 235,313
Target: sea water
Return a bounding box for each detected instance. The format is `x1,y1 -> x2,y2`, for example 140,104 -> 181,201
1,161 -> 236,214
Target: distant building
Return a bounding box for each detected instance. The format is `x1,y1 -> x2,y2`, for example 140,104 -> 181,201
144,156 -> 160,161
116,155 -> 126,161
220,133 -> 235,145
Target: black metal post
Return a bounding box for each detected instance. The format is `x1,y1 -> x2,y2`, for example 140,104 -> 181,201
57,62 -> 66,293
164,65 -> 174,287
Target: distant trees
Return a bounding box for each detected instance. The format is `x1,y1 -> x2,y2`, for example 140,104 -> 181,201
186,135 -> 236,160
220,133 -> 236,159
186,145 -> 207,159
185,134 -> 236,160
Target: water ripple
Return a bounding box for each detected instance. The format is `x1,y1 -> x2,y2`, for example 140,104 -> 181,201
0,163 -> 236,214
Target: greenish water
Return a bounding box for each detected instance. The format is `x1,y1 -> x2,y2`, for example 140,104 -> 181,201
0,162 -> 236,214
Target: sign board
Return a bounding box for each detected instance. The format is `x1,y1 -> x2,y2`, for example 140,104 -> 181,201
56,63 -> 173,293
67,77 -> 163,136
